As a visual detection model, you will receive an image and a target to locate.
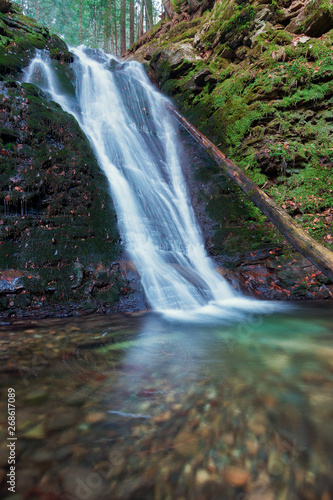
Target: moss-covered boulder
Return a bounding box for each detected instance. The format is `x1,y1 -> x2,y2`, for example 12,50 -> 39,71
0,4 -> 70,76
0,77 -> 131,318
0,8 -> 143,318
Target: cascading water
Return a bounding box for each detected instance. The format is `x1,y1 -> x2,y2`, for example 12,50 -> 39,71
24,47 -> 264,317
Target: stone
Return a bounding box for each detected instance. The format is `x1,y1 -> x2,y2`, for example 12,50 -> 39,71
60,466 -> 107,499
223,466 -> 251,487
46,409 -> 77,432
25,388 -> 48,405
31,449 -> 54,464
23,423 -> 45,439
221,432 -> 234,446
195,469 -> 210,485
85,412 -> 107,424
0,0 -> 12,14
245,436 -> 259,455
287,3 -> 333,37
153,410 -> 172,423
173,430 -> 199,457
0,271 -> 25,294
220,47 -> 235,61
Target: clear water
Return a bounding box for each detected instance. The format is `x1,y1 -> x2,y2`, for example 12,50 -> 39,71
0,306 -> 332,499
23,47 -> 272,319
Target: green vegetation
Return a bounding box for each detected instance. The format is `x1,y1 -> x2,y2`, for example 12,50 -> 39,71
145,0 -> 333,257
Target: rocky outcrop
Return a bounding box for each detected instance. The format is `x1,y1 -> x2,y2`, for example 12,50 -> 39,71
127,0 -> 333,299
0,7 -> 144,319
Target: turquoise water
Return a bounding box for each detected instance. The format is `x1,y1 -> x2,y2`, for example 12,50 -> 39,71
0,304 -> 333,499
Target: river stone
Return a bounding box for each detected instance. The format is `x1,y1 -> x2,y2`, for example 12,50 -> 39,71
31,449 -> 54,464
60,466 -> 107,499
46,409 -> 77,431
23,423 -> 45,439
195,469 -> 210,485
24,388 -> 48,405
223,466 -> 251,487
173,430 -> 199,457
85,411 -> 107,424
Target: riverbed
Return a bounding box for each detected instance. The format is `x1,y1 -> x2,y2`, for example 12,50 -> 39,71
0,303 -> 332,499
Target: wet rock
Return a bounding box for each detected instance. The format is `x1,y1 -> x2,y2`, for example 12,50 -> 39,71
0,271 -> 25,294
245,436 -> 259,456
173,430 -> 199,457
195,469 -> 210,485
221,432 -> 234,446
223,466 -> 251,487
115,476 -> 153,500
16,467 -> 40,492
31,449 -> 54,464
46,409 -> 77,432
23,423 -> 45,440
0,0 -> 12,14
287,2 -> 333,37
85,412 -> 107,424
53,445 -> 72,461
248,418 -> 266,436
60,466 -> 107,500
24,388 -> 48,405
153,410 -> 172,423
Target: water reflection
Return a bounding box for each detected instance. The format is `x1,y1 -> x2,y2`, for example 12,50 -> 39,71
0,306 -> 333,499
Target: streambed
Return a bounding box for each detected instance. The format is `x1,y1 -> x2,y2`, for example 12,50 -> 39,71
0,305 -> 332,499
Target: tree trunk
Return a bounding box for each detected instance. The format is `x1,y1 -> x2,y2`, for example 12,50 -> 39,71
79,0 -> 82,44
104,0 -> 112,52
167,104 -> 333,283
163,0 -> 173,19
114,4 -> 118,56
145,0 -> 153,29
35,0 -> 39,21
138,0 -> 144,38
129,0 -> 135,46
120,0 -> 126,55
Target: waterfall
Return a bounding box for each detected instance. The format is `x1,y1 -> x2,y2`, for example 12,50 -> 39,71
24,47 -> 263,317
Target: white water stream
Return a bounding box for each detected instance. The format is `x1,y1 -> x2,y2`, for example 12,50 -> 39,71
24,47 -> 268,318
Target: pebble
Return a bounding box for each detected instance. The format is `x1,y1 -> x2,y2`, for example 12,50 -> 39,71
248,419 -> 266,436
221,432 -> 234,445
223,466 -> 251,487
24,388 -> 48,405
85,412 -> 107,424
46,410 -> 77,431
23,423 -> 45,439
31,449 -> 54,464
245,436 -> 259,455
153,410 -> 172,423
173,430 -> 199,457
195,469 -> 210,485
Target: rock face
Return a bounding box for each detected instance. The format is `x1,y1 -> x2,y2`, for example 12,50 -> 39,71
0,7 -> 144,319
127,0 -> 333,300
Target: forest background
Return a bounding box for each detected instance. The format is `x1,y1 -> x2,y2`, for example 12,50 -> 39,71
13,0 -> 162,54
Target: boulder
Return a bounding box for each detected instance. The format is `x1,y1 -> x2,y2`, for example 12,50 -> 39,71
0,0 -> 12,14
286,0 -> 333,37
